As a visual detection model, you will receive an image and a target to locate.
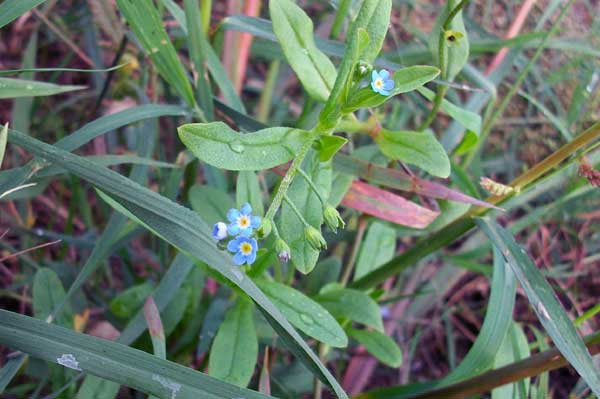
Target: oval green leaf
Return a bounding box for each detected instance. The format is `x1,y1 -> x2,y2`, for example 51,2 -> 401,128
179,122 -> 313,171
256,280 -> 347,348
315,288 -> 384,332
347,328 -> 402,368
269,0 -> 337,102
209,299 -> 258,387
374,129 -> 451,178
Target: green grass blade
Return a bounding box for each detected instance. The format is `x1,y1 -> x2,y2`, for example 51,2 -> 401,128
116,0 -> 195,107
476,217 -> 600,397
0,77 -> 85,99
0,0 -> 46,29
0,123 -> 7,168
8,129 -> 348,399
0,355 -> 26,394
0,310 -> 271,399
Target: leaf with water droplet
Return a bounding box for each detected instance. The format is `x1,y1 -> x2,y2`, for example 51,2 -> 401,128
178,122 -> 313,171
255,279 -> 347,347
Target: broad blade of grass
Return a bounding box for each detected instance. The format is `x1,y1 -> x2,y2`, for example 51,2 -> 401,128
0,77 -> 85,99
0,0 -> 46,29
0,310 -> 271,399
0,355 -> 26,394
116,0 -> 195,107
8,129 -> 348,399
0,123 -> 7,168
476,217 -> 600,397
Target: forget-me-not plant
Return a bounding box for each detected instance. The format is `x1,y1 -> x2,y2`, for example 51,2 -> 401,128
212,203 -> 261,266
370,69 -> 394,96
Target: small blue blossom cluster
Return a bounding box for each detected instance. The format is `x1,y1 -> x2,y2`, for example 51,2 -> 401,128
212,203 -> 261,266
370,69 -> 394,96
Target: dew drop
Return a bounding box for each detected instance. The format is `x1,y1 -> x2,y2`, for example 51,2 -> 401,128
229,141 -> 245,154
231,267 -> 244,282
301,48 -> 309,55
300,313 -> 314,325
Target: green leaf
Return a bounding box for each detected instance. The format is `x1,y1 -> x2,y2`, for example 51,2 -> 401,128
354,221 -> 396,281
315,287 -> 384,332
0,0 -> 46,29
183,0 -> 214,120
189,184 -> 235,226
0,77 -> 84,99
492,322 -> 531,399
7,129 -> 348,398
374,129 -> 451,178
353,0 -> 392,63
179,122 -> 313,171
0,310 -> 271,399
255,280 -> 347,348
32,268 -> 72,327
342,66 -> 440,112
0,123 -> 7,168
441,246 -> 517,385
109,282 -> 154,319
417,86 -> 481,135
269,0 -> 337,102
280,151 -> 332,273
476,217 -> 600,397
347,328 -> 402,368
320,0 -> 391,125
209,298 -> 258,387
236,171 -> 264,217
428,0 -> 469,81
318,135 -> 348,162
0,355 -> 26,394
116,0 -> 195,107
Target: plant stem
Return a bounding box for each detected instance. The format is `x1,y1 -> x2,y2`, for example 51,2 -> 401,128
297,168 -> 327,206
282,194 -> 310,227
264,138 -> 314,221
418,0 -> 468,131
330,0 -> 351,39
340,215 -> 368,286
200,0 -> 212,36
351,121 -> 600,290
257,60 -> 280,123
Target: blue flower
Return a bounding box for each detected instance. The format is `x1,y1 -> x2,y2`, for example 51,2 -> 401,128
227,236 -> 258,265
370,69 -> 394,96
227,203 -> 261,237
212,222 -> 228,241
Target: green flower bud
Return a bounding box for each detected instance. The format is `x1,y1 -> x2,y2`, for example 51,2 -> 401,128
305,226 -> 327,251
353,60 -> 372,81
323,205 -> 345,233
274,238 -> 291,263
257,219 -> 272,239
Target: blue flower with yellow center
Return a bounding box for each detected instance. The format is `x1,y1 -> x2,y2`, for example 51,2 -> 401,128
227,236 -> 258,265
370,69 -> 394,96
227,203 -> 261,237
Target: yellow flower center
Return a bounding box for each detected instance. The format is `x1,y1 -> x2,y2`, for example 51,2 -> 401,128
240,242 -> 253,255
375,78 -> 383,88
238,216 -> 250,228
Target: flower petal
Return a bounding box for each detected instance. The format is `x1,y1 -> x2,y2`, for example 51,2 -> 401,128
250,216 -> 261,228
240,203 -> 252,215
249,237 -> 258,251
227,238 -> 240,253
232,252 -> 247,265
371,70 -> 378,82
383,79 -> 395,91
227,208 -> 240,222
246,250 -> 257,265
371,81 -> 379,93
379,88 -> 391,96
239,227 -> 252,237
227,223 -> 240,236
379,69 -> 390,79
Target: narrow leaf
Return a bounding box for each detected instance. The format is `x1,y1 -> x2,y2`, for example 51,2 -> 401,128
315,287 -> 384,332
0,77 -> 84,99
0,0 -> 46,29
476,217 -> 600,397
355,221 -> 396,281
347,328 -> 402,368
236,171 -> 264,216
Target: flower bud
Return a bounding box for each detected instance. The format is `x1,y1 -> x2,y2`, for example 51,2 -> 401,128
257,218 -> 272,239
275,238 -> 291,263
353,60 -> 372,81
305,226 -> 327,251
212,222 -> 228,241
323,205 -> 345,233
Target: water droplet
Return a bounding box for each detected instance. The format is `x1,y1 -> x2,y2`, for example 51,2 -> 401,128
301,48 -> 309,55
300,313 -> 314,325
230,267 -> 244,282
229,141 -> 245,153
26,84 -> 33,90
